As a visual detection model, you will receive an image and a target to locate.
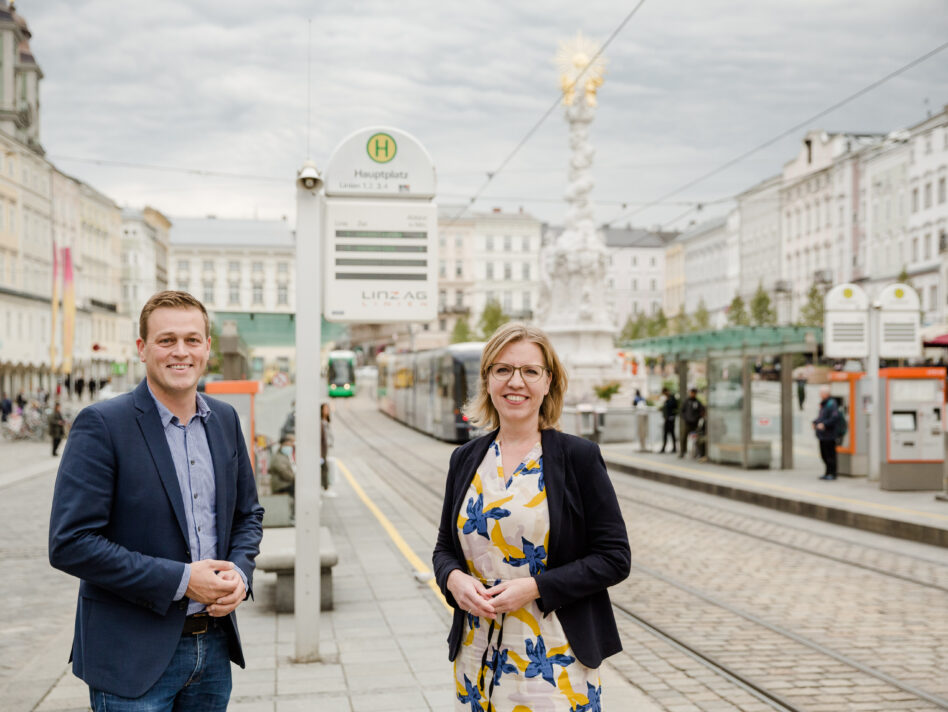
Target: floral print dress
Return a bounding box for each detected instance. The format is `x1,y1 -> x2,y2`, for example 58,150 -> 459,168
454,441 -> 602,712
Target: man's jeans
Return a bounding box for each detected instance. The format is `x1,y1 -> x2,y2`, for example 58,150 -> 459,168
89,625 -> 232,712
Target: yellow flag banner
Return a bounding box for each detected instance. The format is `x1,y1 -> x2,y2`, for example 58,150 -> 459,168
61,247 -> 76,375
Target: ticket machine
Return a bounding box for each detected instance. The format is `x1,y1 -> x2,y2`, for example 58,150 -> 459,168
878,367 -> 945,490
828,371 -> 867,476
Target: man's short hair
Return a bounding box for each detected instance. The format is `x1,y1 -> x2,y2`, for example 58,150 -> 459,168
280,435 -> 295,446
139,291 -> 210,341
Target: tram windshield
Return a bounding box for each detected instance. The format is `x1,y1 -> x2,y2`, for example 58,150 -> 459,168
328,359 -> 355,385
458,354 -> 481,401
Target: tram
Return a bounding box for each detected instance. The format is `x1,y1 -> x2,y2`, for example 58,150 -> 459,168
326,350 -> 357,398
377,342 -> 484,442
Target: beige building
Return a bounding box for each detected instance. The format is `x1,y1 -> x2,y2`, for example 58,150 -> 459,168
663,240 -> 685,318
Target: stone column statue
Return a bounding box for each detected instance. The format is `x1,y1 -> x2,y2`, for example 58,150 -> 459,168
539,33 -> 619,403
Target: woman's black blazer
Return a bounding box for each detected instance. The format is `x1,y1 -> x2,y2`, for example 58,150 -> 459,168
432,427 -> 631,668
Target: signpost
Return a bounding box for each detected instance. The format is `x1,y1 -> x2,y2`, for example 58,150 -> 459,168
293,127 -> 438,661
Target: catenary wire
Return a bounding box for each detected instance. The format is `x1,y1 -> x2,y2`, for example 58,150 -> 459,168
603,38 -> 948,227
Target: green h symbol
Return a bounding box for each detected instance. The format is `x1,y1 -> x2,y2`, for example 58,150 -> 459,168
374,138 -> 389,158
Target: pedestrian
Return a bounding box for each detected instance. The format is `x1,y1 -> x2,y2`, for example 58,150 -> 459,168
632,388 -> 645,406
796,377 -> 806,411
679,387 -> 706,459
0,392 -> 11,422
658,386 -> 678,453
88,378 -> 97,400
15,390 -> 26,410
48,401 -> 66,456
48,290 -> 264,711
75,376 -> 85,400
269,434 -> 296,498
813,385 -> 840,480
320,402 -> 335,496
433,322 -> 630,711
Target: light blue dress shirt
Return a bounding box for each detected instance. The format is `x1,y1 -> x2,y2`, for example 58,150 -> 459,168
147,384 -> 248,615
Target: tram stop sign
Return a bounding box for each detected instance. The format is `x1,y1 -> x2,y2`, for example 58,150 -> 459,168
824,283 -> 869,358
878,283 -> 921,359
321,127 -> 438,323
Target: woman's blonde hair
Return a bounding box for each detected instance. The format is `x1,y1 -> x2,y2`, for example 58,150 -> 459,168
464,322 -> 568,431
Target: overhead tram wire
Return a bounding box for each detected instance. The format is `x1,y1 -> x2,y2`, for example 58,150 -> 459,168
603,37 -> 948,228
443,0 -> 648,226
48,156 -> 286,183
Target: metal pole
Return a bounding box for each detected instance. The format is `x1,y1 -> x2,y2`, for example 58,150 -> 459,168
780,352 -> 793,469
294,168 -> 323,661
867,302 -> 880,481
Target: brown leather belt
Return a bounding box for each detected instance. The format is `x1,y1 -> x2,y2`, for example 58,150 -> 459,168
182,613 -> 218,636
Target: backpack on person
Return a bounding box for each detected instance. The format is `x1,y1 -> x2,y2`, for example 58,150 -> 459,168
835,409 -> 848,444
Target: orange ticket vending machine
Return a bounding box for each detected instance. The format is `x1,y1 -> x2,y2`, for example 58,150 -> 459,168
204,380 -> 262,473
828,371 -> 866,476
878,367 -> 945,491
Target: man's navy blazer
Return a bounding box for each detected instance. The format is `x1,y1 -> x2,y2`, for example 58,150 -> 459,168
433,428 -> 631,668
49,380 -> 264,698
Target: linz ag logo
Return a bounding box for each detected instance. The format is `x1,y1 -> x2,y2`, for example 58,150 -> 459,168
362,289 -> 427,302
366,133 -> 396,164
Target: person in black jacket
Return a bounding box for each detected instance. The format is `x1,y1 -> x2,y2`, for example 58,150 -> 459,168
659,387 -> 678,453
679,388 -> 706,459
433,322 -> 630,711
813,386 -> 840,480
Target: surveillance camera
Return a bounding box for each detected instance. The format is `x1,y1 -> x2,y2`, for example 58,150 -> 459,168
296,161 -> 323,191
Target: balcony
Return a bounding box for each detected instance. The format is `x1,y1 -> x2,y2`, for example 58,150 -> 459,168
439,304 -> 470,315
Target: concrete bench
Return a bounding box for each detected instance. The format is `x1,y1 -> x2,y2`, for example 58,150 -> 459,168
256,526 -> 338,613
709,441 -> 772,468
258,494 -> 293,528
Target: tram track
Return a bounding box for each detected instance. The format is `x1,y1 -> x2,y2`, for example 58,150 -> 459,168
333,401 -> 948,710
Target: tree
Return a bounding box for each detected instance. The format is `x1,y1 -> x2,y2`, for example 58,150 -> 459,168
450,317 -> 473,343
207,321 -> 221,373
692,299 -> 711,331
478,300 -> 509,339
727,294 -> 750,327
799,282 -> 824,326
750,282 -> 777,326
897,266 -> 914,290
620,312 -> 649,342
647,309 -> 668,337
670,311 -> 691,335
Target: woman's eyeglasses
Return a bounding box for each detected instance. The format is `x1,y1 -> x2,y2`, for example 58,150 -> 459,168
487,363 -> 548,383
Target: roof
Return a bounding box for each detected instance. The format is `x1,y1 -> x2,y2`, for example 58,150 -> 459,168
170,217 -> 295,248
620,325 -> 823,359
675,216 -> 728,243
601,226 -> 678,248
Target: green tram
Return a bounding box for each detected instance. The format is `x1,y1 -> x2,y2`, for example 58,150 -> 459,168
327,349 -> 357,398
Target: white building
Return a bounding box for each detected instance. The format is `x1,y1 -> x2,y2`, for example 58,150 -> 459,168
120,207 -> 170,333
680,215 -> 734,328
169,217 -> 297,376
435,207 -> 475,338
905,106 -> 948,326
736,175 -> 783,313
602,226 -> 675,328
781,130 -> 884,321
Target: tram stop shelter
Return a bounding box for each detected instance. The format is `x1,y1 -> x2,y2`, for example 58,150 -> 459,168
622,326 -> 823,470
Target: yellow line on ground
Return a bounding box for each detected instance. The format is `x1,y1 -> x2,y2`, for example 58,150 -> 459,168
335,458 -> 452,612
602,449 -> 948,524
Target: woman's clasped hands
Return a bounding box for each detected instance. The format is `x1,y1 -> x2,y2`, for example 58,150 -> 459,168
446,570 -> 539,619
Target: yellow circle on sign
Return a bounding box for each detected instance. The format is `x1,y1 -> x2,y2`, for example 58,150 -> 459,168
895,288 -> 904,298
843,288 -> 853,298
366,133 -> 397,164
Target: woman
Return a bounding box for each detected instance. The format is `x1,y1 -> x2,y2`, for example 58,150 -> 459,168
433,323 -> 631,711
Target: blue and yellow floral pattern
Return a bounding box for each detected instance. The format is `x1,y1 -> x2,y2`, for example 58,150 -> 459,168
454,441 -> 601,711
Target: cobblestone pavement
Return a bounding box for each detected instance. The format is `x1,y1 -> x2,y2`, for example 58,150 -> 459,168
333,396 -> 948,712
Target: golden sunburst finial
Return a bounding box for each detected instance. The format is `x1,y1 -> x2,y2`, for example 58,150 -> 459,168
555,32 -> 606,106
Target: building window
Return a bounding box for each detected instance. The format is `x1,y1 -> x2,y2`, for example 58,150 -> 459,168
912,188 -> 919,212
455,235 -> 462,249
228,260 -> 240,273
252,282 -> 263,305
439,318 -> 446,331
503,291 -> 512,311
439,260 -> 446,278
924,183 -> 932,209
203,281 -> 214,304
912,237 -> 919,262
455,290 -> 463,307
228,282 -> 239,304
177,259 -> 189,273
177,280 -> 189,292
522,236 -> 529,252
939,177 -> 946,205
202,259 -> 214,272
650,279 -> 657,291
252,261 -> 263,274
486,263 -> 494,279
522,291 -> 531,312
503,263 -> 512,280
632,256 -> 637,267
522,263 -> 530,280
930,286 -> 937,313
277,284 -> 288,305
485,235 -> 494,252
455,262 -> 463,277
925,234 -> 932,260
278,261 -> 289,274
632,278 -> 638,290
439,289 -> 447,310
503,235 -> 512,252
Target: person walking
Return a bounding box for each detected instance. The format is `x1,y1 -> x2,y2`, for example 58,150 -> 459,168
632,389 -> 645,406
269,435 -> 296,498
320,402 -> 335,496
679,388 -> 706,459
796,377 -> 806,411
48,401 -> 66,456
0,392 -> 11,422
813,385 -> 840,480
659,387 -> 678,453
74,377 -> 85,401
433,323 -> 630,711
48,290 -> 264,711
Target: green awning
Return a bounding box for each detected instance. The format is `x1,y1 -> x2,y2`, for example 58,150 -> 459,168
619,325 -> 823,360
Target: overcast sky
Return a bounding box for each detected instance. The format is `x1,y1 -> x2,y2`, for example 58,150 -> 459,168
24,0 -> 948,231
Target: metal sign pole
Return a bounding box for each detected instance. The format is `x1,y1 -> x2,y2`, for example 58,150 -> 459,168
294,162 -> 324,661
867,302 -> 880,481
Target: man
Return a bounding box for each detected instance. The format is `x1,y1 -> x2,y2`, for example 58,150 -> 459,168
49,291 -> 264,711
269,434 -> 296,498
813,385 -> 840,480
48,401 -> 66,456
0,392 -> 11,422
658,387 -> 678,453
679,387 -> 706,459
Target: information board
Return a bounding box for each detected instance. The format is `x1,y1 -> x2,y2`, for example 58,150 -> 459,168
824,283 -> 869,358
878,283 -> 920,359
322,198 -> 437,322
